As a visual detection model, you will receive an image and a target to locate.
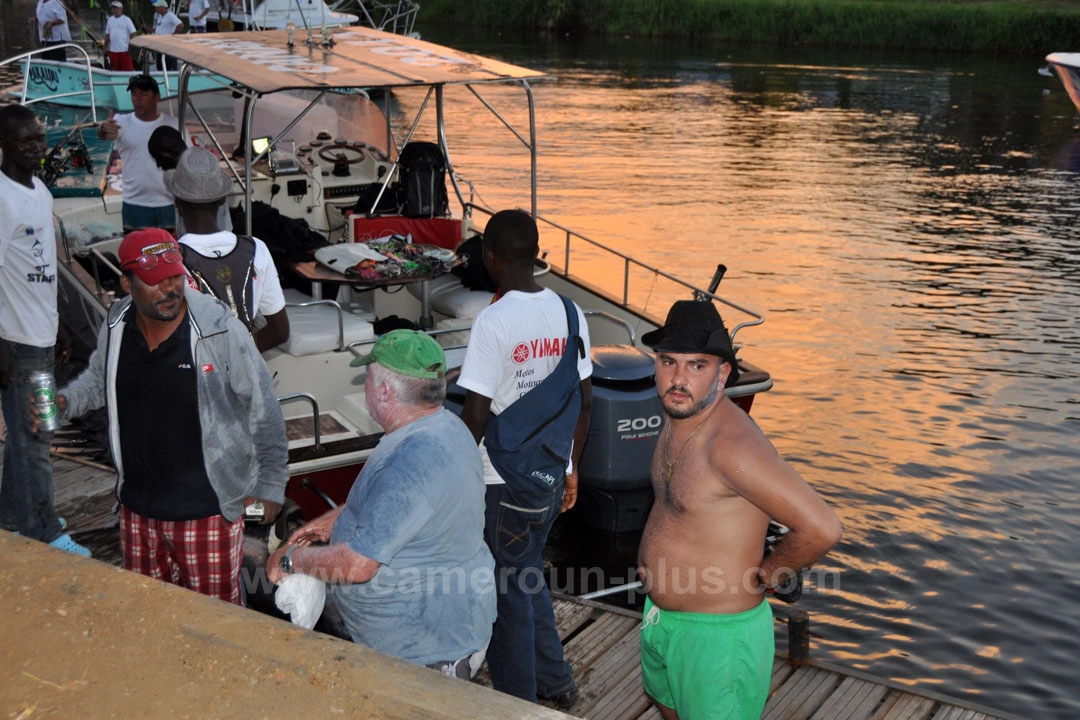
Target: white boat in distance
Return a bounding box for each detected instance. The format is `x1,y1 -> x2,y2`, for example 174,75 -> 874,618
204,0 -> 359,32
1046,52 -> 1080,116
1,46 -> 223,113
40,27 -> 773,533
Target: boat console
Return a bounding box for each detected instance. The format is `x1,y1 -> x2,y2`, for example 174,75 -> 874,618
243,131 -> 398,240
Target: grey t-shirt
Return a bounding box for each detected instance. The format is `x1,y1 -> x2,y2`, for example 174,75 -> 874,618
330,408 -> 496,665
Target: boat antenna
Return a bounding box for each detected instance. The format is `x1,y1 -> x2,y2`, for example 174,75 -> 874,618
292,0 -> 311,33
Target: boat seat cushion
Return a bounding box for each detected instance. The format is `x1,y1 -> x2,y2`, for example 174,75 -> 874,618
351,216 -> 463,250
406,273 -> 494,319
278,288 -> 375,356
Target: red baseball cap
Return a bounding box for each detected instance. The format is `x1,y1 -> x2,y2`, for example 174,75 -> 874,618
118,229 -> 187,286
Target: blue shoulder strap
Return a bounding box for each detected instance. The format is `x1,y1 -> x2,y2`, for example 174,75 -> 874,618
559,294 -> 584,360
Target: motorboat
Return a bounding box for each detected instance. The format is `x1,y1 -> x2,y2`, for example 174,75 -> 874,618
24,28 -> 773,534
205,0 -> 360,32
1046,52 -> 1080,115
0,45 -> 223,112
204,0 -> 417,35
1,0 -> 413,112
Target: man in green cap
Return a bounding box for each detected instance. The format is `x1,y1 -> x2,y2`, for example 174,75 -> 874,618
267,330 -> 496,679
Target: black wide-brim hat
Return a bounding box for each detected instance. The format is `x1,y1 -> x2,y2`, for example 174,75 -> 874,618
642,300 -> 741,386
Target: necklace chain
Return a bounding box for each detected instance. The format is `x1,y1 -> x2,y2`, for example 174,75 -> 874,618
663,416 -> 709,485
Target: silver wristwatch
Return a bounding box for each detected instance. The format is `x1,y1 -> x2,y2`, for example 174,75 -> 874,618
279,545 -> 297,575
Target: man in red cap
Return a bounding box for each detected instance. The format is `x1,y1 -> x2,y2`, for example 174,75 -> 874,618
55,229 -> 289,605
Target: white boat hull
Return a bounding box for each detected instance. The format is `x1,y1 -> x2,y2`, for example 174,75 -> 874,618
1047,52 -> 1080,116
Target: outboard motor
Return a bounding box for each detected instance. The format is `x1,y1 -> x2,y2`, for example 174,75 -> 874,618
575,345 -> 662,533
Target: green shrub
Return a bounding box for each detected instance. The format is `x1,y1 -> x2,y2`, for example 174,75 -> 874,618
417,0 -> 1080,54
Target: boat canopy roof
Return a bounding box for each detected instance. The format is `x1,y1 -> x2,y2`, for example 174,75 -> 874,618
131,28 -> 548,94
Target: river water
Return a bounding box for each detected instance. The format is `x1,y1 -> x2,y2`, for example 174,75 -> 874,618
5,11 -> 1080,719
413,29 -> 1080,720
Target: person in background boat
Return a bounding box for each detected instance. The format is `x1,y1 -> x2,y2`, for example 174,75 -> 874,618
636,300 -> 843,720
104,1 -> 137,72
186,0 -> 210,33
164,147 -> 290,352
32,0 -> 72,62
0,106 -> 90,559
54,229 -> 288,605
96,74 -> 179,234
266,330 -> 496,678
147,128 -> 233,235
143,0 -> 183,70
458,209 -> 593,711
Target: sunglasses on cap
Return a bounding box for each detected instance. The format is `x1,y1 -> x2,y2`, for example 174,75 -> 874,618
122,247 -> 183,271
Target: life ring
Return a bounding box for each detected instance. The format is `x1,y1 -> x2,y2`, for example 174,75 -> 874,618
317,142 -> 366,165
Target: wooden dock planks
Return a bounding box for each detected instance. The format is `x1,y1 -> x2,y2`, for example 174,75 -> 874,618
543,598 -> 1022,720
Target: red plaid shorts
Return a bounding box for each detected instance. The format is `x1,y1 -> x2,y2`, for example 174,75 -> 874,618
121,506 -> 245,606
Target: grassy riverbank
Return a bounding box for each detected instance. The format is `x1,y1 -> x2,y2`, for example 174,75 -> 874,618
418,0 -> 1080,54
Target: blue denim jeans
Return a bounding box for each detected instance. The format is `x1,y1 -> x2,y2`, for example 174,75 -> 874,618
0,340 -> 63,542
484,482 -> 575,702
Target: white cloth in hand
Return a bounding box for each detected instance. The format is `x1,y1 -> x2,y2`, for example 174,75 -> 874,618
274,573 -> 326,629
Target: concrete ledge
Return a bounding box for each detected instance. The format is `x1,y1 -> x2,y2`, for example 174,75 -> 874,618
0,531 -> 565,719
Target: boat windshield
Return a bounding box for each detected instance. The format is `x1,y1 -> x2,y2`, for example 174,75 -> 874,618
184,86 -> 394,164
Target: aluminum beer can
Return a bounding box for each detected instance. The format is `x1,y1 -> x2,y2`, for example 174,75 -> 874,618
30,370 -> 60,433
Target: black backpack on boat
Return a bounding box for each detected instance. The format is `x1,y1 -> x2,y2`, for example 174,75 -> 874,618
398,141 -> 450,218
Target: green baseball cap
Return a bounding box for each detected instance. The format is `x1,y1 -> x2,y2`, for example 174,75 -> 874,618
350,329 -> 446,379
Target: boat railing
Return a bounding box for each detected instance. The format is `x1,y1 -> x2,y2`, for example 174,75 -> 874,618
0,45 -> 101,124
584,310 -> 637,345
282,298 -> 351,351
338,0 -> 418,35
464,203 -> 766,342
278,392 -> 322,452
86,246 -> 123,304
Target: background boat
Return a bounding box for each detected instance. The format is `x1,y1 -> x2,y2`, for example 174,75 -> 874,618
1046,52 -> 1080,116
1,0 -> 419,111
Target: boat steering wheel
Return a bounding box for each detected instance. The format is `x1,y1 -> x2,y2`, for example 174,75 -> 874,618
317,142 -> 367,164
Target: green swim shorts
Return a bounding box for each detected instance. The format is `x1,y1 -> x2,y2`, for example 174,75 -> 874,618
640,596 -> 774,719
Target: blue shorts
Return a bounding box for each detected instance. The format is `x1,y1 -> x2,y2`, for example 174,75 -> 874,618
122,202 -> 175,232
640,596 -> 774,719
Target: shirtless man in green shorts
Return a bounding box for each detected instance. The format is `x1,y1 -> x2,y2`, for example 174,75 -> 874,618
637,300 -> 843,720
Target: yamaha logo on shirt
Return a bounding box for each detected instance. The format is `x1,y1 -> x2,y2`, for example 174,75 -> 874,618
510,337 -> 568,365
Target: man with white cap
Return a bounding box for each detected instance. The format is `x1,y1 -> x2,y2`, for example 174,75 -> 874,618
57,228 -> 288,605
267,330 -> 496,679
148,0 -> 183,34
144,0 -> 183,70
166,147 -> 290,352
104,1 -> 137,72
